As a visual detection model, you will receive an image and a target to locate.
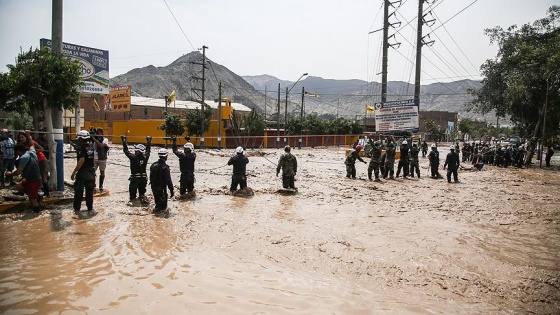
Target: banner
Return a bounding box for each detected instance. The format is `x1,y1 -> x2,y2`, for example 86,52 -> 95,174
109,86 -> 131,112
40,38 -> 109,94
374,99 -> 419,133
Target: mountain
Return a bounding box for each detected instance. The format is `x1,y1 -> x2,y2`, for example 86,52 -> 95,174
111,51 -> 266,110
111,52 -> 488,122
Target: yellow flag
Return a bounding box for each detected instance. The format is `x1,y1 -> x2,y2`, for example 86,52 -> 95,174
93,98 -> 100,111
366,104 -> 375,114
167,90 -> 176,105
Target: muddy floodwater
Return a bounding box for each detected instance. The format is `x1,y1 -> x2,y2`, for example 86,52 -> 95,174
0,146 -> 559,314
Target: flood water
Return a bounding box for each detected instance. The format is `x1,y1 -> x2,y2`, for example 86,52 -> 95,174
1,147 -> 558,314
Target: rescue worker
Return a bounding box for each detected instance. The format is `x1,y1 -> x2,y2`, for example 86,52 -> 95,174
421,140 -> 428,157
383,142 -> 396,179
172,136 -> 196,195
367,140 -> 383,181
228,146 -> 249,192
345,145 -> 366,179
379,151 -> 386,177
396,140 -> 410,178
428,144 -> 442,179
121,135 -> 151,204
92,127 -> 109,191
71,130 -> 95,212
409,142 -> 421,178
150,149 -> 174,212
443,145 -> 460,183
545,146 -> 554,167
515,146 -> 525,168
276,145 -> 297,189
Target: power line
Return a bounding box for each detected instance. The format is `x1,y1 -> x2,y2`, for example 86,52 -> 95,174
162,0 -> 196,51
425,0 -> 479,36
431,10 -> 480,73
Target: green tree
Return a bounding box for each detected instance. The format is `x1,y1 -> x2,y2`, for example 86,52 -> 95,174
234,108 -> 266,148
184,104 -> 213,137
285,117 -> 304,135
5,47 -> 82,128
4,112 -> 33,130
325,117 -> 352,135
3,47 -> 82,192
457,118 -> 473,141
158,112 -> 185,137
468,6 -> 560,164
425,120 -> 445,145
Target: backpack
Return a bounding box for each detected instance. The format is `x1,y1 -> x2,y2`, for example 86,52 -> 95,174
149,161 -> 161,186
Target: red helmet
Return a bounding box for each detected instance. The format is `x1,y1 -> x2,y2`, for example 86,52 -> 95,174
356,145 -> 362,151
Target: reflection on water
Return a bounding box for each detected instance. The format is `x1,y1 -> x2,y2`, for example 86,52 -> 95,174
0,161 -> 558,314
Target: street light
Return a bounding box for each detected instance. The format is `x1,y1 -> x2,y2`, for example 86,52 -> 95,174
285,73 -> 308,146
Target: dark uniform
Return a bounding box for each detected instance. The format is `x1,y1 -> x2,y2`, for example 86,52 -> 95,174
74,139 -> 95,212
277,148 -> 298,189
421,141 -> 428,157
444,148 -> 460,183
383,144 -> 396,179
367,143 -> 382,181
345,147 -> 366,179
515,147 -> 525,168
228,149 -> 249,192
409,144 -> 421,178
428,146 -> 442,178
122,136 -> 151,201
150,154 -> 174,212
396,142 -> 410,178
545,147 -> 554,167
172,141 -> 196,194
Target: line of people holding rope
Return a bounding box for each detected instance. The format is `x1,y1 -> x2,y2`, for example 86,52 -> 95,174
345,136 -> 462,183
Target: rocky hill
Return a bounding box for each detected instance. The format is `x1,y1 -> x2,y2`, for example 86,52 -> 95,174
111,52 -> 487,122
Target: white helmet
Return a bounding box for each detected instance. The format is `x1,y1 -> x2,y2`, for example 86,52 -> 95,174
77,130 -> 90,139
184,142 -> 194,151
402,140 -> 408,145
158,148 -> 169,157
235,146 -> 244,154
134,144 -> 146,154
431,144 -> 436,148
450,145 -> 455,150
284,145 -> 291,152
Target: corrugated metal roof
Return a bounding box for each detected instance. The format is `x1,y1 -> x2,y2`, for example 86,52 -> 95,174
131,96 -> 251,112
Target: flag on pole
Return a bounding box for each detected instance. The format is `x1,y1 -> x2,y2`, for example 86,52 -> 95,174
366,104 -> 375,114
93,98 -> 100,111
166,90 -> 176,105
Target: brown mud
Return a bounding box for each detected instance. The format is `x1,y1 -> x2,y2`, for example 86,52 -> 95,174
0,146 -> 558,314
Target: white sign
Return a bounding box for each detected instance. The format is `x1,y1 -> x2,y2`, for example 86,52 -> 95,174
375,99 -> 419,133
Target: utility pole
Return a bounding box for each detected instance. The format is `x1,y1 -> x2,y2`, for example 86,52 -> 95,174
264,85 -> 267,122
52,0 -> 64,191
218,82 -> 222,150
276,83 -> 280,149
381,0 -> 389,103
191,45 -> 208,148
414,0 -> 425,110
284,87 -> 288,146
299,86 -> 305,149
371,0 -> 401,104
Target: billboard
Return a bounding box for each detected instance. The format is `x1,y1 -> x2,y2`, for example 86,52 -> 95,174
109,86 -> 131,112
374,99 -> 419,133
40,38 -> 109,94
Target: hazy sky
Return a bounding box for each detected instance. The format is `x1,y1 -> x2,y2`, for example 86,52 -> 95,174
0,0 -> 556,84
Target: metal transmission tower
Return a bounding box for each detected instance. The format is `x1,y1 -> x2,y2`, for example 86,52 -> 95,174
414,0 -> 436,112
191,45 -> 208,148
370,0 -> 401,103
